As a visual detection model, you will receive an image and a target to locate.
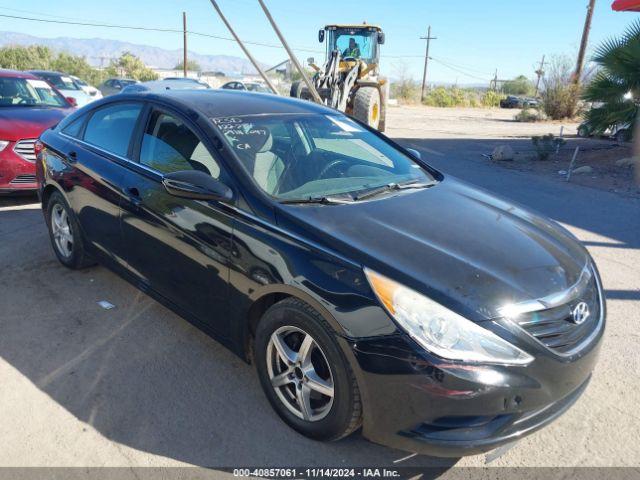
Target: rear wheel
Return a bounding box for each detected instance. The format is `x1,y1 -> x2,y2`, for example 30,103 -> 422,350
255,298 -> 362,441
45,191 -> 95,269
353,87 -> 381,130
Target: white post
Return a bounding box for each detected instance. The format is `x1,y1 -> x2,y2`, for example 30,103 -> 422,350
566,146 -> 580,182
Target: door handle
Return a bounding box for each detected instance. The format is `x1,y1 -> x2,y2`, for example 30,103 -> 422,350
67,151 -> 78,163
126,187 -> 142,207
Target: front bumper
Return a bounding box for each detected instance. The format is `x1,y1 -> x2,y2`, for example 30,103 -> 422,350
0,143 -> 37,192
347,329 -> 601,457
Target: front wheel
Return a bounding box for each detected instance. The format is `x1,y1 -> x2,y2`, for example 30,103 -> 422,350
353,87 -> 381,130
254,298 -> 362,441
290,81 -> 304,99
615,128 -> 631,143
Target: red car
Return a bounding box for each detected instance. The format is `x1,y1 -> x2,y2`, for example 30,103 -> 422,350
0,69 -> 74,193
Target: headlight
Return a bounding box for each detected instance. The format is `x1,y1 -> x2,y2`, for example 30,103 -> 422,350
0,140 -> 9,152
364,269 -> 534,365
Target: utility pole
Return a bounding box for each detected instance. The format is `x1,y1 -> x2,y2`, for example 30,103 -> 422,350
491,69 -> 498,91
420,26 -> 437,101
182,12 -> 188,78
573,0 -> 596,85
534,55 -> 546,97
207,0 -> 279,94
257,0 -> 323,104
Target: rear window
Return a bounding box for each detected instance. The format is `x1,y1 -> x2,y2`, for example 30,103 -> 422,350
84,103 -> 142,157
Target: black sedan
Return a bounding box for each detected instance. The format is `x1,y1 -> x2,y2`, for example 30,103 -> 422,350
36,90 -> 604,457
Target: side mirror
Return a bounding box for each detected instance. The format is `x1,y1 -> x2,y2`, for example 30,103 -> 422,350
318,29 -> 325,43
378,32 -> 385,44
114,83 -> 122,90
162,170 -> 233,202
66,97 -> 78,107
307,57 -> 315,65
406,148 -> 421,159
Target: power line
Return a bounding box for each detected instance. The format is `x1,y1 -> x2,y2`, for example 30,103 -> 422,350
0,12 -> 324,54
429,57 -> 491,82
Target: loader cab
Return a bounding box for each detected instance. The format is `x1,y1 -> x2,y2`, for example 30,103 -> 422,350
319,24 -> 384,64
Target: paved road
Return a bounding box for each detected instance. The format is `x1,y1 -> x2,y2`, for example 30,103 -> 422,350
0,109 -> 638,470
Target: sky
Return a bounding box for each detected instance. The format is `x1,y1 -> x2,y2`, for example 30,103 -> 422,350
0,0 -> 635,84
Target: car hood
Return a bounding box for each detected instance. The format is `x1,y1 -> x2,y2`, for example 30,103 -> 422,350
0,106 -> 71,141
276,177 -> 590,321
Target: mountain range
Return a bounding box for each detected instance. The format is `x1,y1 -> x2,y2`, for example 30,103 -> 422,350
0,31 -> 263,75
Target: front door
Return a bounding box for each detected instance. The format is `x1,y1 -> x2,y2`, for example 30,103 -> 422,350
120,107 -> 234,336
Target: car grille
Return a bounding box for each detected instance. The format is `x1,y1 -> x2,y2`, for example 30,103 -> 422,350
13,139 -> 37,163
9,174 -> 37,185
9,175 -> 36,185
513,269 -> 602,355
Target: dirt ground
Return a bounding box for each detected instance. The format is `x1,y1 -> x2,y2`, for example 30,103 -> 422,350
386,105 -> 576,139
387,105 -> 639,199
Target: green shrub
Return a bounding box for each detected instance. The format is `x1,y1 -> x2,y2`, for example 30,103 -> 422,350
482,90 -> 503,107
541,55 -> 580,120
390,78 -> 420,104
516,108 -> 546,122
503,75 -> 535,96
531,134 -> 566,160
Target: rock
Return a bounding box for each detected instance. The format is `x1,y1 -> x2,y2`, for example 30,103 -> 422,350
572,166 -> 593,174
492,145 -> 515,161
615,157 -> 637,168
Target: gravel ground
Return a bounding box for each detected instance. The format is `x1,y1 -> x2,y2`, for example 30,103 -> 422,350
0,106 -> 638,473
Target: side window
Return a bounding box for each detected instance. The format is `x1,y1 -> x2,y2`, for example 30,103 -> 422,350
139,110 -> 221,178
84,103 -> 142,157
62,114 -> 87,138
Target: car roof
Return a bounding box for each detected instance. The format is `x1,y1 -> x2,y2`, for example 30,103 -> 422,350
28,70 -> 66,76
117,89 -> 336,118
0,69 -> 38,79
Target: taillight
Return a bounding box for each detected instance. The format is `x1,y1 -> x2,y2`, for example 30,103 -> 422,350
34,140 -> 45,157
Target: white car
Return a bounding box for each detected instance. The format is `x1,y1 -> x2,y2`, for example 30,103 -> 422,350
28,70 -> 94,107
69,75 -> 103,101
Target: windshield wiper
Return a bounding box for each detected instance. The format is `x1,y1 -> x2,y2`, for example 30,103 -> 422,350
280,195 -> 354,205
353,179 -> 436,201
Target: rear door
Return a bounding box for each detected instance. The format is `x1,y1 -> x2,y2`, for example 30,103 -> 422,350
61,101 -> 144,267
120,105 -> 234,336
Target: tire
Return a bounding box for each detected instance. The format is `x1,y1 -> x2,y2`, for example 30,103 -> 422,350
615,129 -> 631,143
577,125 -> 590,138
45,191 -> 95,269
353,87 -> 381,130
290,81 -> 304,99
254,298 -> 362,441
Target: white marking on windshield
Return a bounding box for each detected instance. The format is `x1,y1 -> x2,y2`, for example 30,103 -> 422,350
326,115 -> 364,133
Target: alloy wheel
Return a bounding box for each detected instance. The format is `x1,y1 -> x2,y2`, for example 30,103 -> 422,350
266,325 -> 334,422
51,203 -> 73,258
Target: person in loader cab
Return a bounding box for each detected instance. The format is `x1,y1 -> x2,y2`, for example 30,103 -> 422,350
342,38 -> 361,58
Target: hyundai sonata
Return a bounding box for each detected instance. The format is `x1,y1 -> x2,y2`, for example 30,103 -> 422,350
36,90 -> 604,457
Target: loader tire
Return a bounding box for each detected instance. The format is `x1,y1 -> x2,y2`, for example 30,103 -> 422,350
353,87 -> 381,130
290,81 -> 304,99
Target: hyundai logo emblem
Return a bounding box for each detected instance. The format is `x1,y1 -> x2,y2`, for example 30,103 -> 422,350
571,302 -> 590,325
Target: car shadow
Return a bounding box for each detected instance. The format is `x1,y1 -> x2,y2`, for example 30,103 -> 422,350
0,199 -> 458,470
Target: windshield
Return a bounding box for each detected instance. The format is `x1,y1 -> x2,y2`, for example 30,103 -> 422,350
40,73 -> 81,91
328,28 -> 378,61
246,83 -> 270,93
215,113 -> 436,201
0,77 -> 68,107
72,77 -> 88,87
